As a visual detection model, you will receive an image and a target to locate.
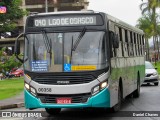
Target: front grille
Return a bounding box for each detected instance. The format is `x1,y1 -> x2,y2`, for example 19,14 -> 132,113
146,74 -> 153,77
33,75 -> 95,85
144,79 -> 158,82
37,93 -> 91,103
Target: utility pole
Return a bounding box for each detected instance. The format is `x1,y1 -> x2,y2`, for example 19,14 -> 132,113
45,0 -> 48,13
54,0 -> 58,12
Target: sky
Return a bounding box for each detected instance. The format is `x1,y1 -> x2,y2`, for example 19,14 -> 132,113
88,0 -> 143,26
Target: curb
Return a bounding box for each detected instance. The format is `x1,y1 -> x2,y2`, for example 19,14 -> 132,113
0,102 -> 24,110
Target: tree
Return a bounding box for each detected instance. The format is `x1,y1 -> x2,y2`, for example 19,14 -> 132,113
0,48 -> 22,74
140,0 -> 160,62
0,0 -> 26,32
140,0 -> 160,15
136,14 -> 153,60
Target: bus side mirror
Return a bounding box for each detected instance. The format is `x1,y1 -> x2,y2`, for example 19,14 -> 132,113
109,31 -> 119,48
15,33 -> 24,63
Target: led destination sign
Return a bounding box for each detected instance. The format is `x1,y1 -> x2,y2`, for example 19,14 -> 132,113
34,16 -> 97,27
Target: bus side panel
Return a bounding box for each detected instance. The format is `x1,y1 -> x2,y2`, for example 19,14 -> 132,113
109,56 -> 145,107
109,57 -> 130,107
134,56 -> 145,87
109,58 -> 120,107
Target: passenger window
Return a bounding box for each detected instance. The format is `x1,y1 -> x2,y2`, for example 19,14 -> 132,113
130,31 -> 134,56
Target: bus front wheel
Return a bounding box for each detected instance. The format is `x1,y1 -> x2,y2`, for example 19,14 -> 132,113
111,86 -> 122,112
45,108 -> 61,115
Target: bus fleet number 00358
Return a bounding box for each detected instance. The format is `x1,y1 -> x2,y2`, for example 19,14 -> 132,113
38,88 -> 52,93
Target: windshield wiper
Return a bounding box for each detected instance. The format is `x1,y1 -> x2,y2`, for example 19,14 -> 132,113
70,36 -> 74,64
41,30 -> 51,53
72,27 -> 86,51
41,30 -> 52,66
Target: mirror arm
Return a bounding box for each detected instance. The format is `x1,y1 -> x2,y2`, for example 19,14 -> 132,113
15,33 -> 24,63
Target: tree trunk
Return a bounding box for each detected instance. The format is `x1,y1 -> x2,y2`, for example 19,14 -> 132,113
159,35 -> 160,56
153,36 -> 157,65
145,37 -> 150,61
156,36 -> 160,61
147,38 -> 150,61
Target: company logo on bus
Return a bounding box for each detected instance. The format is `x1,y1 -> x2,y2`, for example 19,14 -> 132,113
57,81 -> 70,84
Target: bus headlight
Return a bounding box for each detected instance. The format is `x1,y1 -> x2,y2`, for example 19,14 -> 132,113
25,83 -> 37,96
92,81 -> 108,95
30,87 -> 36,96
25,83 -> 30,90
31,87 -> 36,94
92,86 -> 100,95
100,81 -> 108,89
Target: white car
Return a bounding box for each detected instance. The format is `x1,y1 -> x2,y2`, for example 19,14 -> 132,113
144,61 -> 159,86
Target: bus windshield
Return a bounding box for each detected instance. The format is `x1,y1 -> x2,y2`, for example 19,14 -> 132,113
24,31 -> 107,72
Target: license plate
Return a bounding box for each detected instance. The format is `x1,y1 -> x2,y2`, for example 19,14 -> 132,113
56,98 -> 72,104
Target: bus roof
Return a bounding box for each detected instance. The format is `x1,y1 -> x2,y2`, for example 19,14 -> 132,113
29,10 -> 100,16
106,14 -> 144,34
28,10 -> 144,34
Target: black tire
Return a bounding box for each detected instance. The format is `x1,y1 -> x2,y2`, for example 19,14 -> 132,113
154,82 -> 159,86
133,75 -> 140,98
45,108 -> 61,115
111,86 -> 122,112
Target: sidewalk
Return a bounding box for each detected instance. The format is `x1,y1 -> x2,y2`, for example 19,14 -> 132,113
0,92 -> 24,110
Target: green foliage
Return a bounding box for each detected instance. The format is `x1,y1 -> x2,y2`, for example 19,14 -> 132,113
139,0 -> 160,37
136,14 -> 153,39
153,62 -> 160,75
0,0 -> 27,32
140,0 -> 160,15
1,55 -> 22,72
0,48 -> 22,73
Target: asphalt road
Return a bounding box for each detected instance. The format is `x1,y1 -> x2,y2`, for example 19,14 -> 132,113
1,83 -> 160,120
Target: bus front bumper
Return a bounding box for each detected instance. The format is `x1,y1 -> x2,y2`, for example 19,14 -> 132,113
24,88 -> 110,109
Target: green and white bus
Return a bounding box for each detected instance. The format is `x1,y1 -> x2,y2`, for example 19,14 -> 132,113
15,11 -> 145,114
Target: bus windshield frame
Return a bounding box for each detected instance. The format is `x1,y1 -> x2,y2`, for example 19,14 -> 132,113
24,30 -> 108,73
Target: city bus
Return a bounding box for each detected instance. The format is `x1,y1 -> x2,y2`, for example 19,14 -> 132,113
15,11 -> 145,115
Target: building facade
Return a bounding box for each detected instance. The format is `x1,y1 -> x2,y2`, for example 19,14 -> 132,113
25,0 -> 88,12
18,0 -> 89,26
